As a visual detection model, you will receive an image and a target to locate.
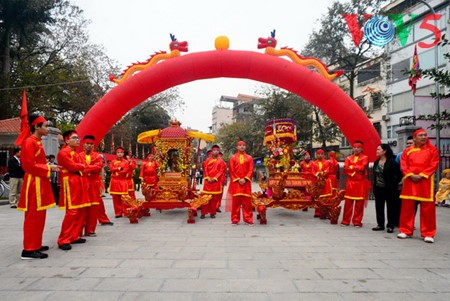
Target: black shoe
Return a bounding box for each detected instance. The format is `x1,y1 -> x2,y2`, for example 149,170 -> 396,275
387,227 -> 394,233
200,215 -> 206,219
72,238 -> 86,244
101,222 -> 114,226
210,214 -> 216,218
372,226 -> 385,231
115,215 -> 122,218
39,246 -> 49,252
21,250 -> 48,260
216,208 -> 222,213
58,244 -> 72,251
10,205 -> 17,209
314,215 -> 319,218
88,232 -> 97,237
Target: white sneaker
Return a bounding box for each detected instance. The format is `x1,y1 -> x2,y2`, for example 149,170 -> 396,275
397,232 -> 411,239
424,236 -> 434,243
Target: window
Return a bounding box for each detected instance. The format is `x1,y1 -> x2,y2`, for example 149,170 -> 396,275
373,122 -> 382,138
357,62 -> 381,84
391,59 -> 410,83
371,92 -> 383,110
341,136 -> 350,147
391,91 -> 412,113
354,95 -> 365,109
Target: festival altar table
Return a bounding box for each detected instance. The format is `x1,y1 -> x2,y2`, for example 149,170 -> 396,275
252,171 -> 344,224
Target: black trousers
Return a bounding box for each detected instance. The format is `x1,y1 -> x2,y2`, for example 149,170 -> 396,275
373,186 -> 401,229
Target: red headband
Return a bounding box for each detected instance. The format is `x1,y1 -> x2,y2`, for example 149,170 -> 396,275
211,146 -> 220,150
316,149 -> 324,155
31,116 -> 46,127
353,142 -> 363,147
236,141 -> 246,146
304,151 -> 310,156
83,138 -> 95,143
115,147 -> 125,152
413,129 -> 426,137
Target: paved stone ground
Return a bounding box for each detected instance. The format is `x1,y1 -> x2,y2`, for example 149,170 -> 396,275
1,183 -> 450,301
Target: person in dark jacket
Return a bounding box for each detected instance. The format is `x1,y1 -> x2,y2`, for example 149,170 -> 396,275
372,144 -> 403,233
7,148 -> 25,208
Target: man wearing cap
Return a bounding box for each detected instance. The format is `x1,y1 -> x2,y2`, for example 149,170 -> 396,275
300,152 -> 315,173
341,140 -> 369,227
79,135 -> 109,236
109,147 -> 131,218
57,130 -> 90,251
313,149 -> 332,218
17,115 -> 59,259
139,153 -> 160,189
397,128 -> 439,243
228,141 -> 254,225
200,145 -> 226,219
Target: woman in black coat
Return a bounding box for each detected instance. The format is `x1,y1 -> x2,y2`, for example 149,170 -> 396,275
372,144 -> 403,233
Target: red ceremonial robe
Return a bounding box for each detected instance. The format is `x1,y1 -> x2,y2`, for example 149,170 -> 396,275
342,153 -> 369,227
109,158 -> 130,217
228,152 -> 254,224
139,159 -> 159,187
201,157 -> 226,215
57,145 -> 90,246
18,135 -> 55,251
80,151 -> 103,235
399,143 -> 439,237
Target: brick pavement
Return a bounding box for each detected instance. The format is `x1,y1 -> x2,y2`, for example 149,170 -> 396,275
0,183 -> 449,301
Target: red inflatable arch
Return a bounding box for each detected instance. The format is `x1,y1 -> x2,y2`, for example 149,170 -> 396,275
76,50 -> 380,161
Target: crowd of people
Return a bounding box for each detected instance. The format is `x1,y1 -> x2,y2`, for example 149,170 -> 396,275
11,113 -> 445,260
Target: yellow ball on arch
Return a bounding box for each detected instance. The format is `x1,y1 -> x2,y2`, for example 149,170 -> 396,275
215,36 -> 230,50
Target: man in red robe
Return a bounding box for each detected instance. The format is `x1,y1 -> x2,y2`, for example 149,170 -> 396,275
313,149 -> 332,218
398,128 -> 439,243
79,135 -> 105,236
228,141 -> 254,225
300,152 -> 315,173
139,153 -> 159,189
327,151 -> 339,193
57,130 -> 91,250
341,140 -> 369,227
18,115 -> 59,259
109,147 -> 131,218
201,145 -> 226,219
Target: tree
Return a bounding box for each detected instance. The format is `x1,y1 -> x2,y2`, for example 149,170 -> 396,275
216,119 -> 261,159
254,86 -> 314,146
302,0 -> 388,99
1,1 -> 120,123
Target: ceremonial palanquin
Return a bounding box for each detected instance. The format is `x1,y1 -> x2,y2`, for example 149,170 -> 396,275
253,118 -> 345,224
122,120 -> 213,223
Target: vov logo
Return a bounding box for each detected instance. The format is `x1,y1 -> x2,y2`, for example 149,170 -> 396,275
343,14 -> 442,48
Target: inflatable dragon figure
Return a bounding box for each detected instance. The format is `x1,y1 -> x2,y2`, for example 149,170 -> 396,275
109,34 -> 188,84
258,30 -> 343,81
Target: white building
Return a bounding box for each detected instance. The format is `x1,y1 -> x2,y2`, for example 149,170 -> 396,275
382,0 -> 450,153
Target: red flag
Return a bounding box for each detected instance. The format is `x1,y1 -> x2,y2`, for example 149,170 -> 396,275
408,45 -> 421,94
14,89 -> 30,146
